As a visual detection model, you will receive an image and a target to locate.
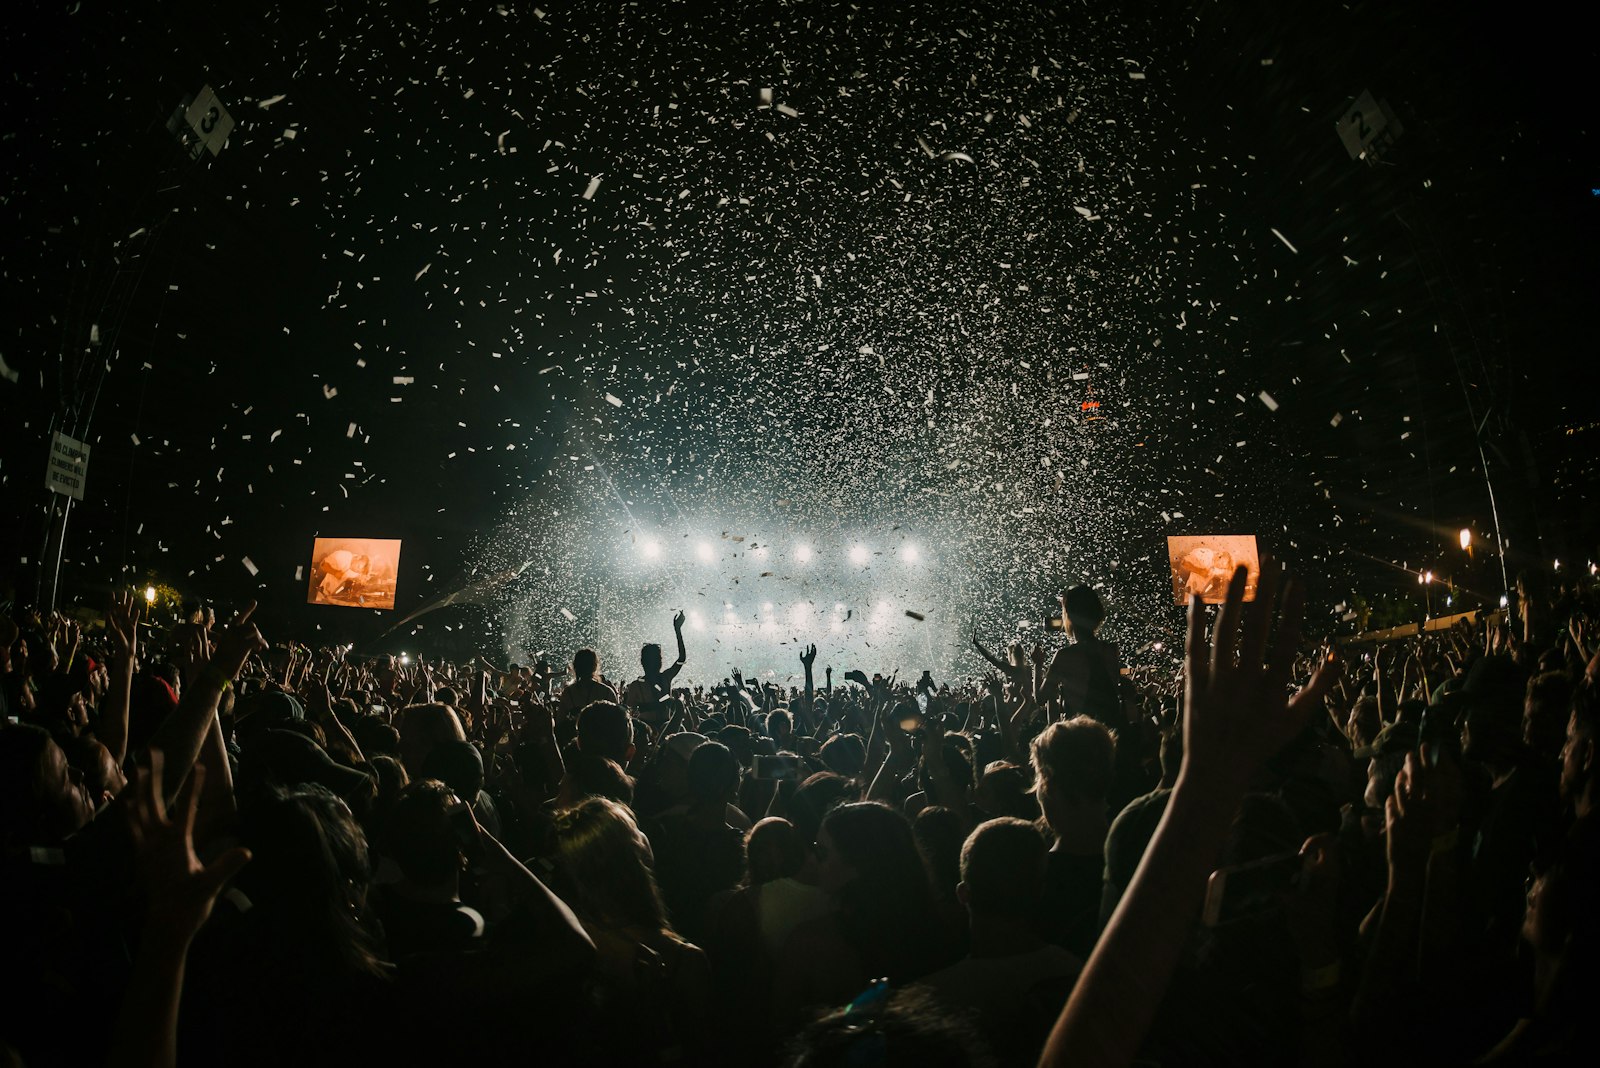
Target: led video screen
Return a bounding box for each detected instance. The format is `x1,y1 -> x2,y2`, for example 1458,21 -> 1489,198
1167,534 -> 1260,605
307,537 -> 402,610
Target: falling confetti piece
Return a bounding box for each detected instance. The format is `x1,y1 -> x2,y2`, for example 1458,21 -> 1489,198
1259,391 -> 1279,411
582,175 -> 602,200
1269,227 -> 1299,254
242,557 -> 258,576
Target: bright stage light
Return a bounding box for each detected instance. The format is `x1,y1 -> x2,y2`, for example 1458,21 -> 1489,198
762,601 -> 774,613
1458,528 -> 1471,550
641,538 -> 661,560
796,544 -> 812,563
688,610 -> 705,631
849,544 -> 869,565
902,544 -> 920,563
144,585 -> 157,604
696,541 -> 714,562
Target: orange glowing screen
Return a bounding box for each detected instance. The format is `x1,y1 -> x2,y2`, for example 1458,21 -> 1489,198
307,537 -> 402,611
1167,535 -> 1260,605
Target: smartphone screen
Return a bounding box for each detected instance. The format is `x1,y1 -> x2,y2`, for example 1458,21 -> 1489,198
1202,850 -> 1304,926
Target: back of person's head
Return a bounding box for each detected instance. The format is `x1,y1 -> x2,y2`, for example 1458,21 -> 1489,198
789,771 -> 852,845
747,817 -> 807,885
1064,585 -> 1106,637
568,751 -> 636,807
1030,716 -> 1115,805
398,703 -> 466,776
973,761 -> 1039,821
717,723 -> 755,768
350,716 -> 401,758
913,805 -> 966,903
385,779 -> 460,887
235,784 -> 384,979
640,642 -> 663,674
783,985 -> 996,1068
823,802 -> 938,955
573,648 -> 599,679
421,739 -> 484,800
432,686 -> 458,708
687,740 -> 740,807
1526,671 -> 1575,757
959,817 -> 1049,920
767,709 -> 793,737
819,733 -> 866,778
550,796 -> 668,933
576,701 -> 633,763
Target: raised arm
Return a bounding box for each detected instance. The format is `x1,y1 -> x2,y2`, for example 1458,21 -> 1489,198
147,603 -> 267,799
1038,564 -> 1336,1068
102,592 -> 142,767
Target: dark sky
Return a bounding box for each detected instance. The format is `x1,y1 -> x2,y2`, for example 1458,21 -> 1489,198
3,0 -> 1596,658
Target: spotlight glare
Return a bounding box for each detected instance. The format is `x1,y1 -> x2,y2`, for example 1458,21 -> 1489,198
762,602 -> 774,613
796,544 -> 812,563
696,542 -> 714,562
849,544 -> 869,565
902,544 -> 920,563
641,538 -> 661,560
144,585 -> 157,604
1458,528 -> 1471,550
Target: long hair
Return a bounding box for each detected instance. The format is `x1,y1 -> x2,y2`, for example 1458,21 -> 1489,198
823,801 -> 943,982
235,784 -> 387,982
551,797 -> 671,935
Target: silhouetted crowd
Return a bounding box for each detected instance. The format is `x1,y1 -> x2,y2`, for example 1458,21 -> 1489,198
3,565 -> 1597,1066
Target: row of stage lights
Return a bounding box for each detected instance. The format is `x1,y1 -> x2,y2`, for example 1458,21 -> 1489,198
636,539 -> 923,566
673,599 -> 905,633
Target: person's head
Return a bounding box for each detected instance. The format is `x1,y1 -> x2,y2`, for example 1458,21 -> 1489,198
783,985 -> 996,1068
1346,695 -> 1381,750
0,725 -> 94,846
573,648 -> 600,680
550,796 -> 669,934
420,739 -> 484,802
686,740 -> 740,809
766,709 -> 793,739
819,733 -> 866,778
1030,716 -> 1115,826
958,817 -> 1050,923
1522,817 -> 1600,1018
1526,672 -> 1575,758
913,805 -> 966,902
1561,686 -> 1598,816
640,642 -> 663,675
384,779 -> 463,890
972,761 -> 1039,821
789,771 -> 853,845
563,752 -> 636,808
817,801 -> 929,902
1358,721 -> 1420,809
61,735 -> 127,813
747,817 -> 807,885
1063,585 -> 1106,638
235,784 -> 385,978
576,701 -> 634,764
397,703 -> 466,777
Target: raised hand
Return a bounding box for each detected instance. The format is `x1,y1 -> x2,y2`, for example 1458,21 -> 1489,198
107,591 -> 142,661
1181,562 -> 1337,797
672,610 -> 687,632
211,603 -> 269,681
127,750 -> 251,940
800,643 -> 818,669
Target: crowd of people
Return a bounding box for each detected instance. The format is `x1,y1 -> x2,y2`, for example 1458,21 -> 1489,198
3,563 -> 1598,1066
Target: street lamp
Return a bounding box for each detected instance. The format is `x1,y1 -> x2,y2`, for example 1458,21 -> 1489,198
144,585 -> 157,604
1459,528 -> 1471,551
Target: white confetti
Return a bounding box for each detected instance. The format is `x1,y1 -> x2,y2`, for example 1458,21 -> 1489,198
582,175 -> 602,200
1259,391 -> 1279,411
1269,227 -> 1299,254
242,557 -> 259,577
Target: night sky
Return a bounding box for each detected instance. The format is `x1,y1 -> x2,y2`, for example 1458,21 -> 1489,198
3,0 -> 1596,670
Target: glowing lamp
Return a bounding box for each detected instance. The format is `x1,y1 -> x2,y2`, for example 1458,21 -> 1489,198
144,585 -> 157,604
